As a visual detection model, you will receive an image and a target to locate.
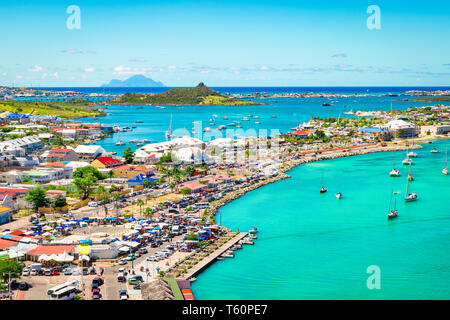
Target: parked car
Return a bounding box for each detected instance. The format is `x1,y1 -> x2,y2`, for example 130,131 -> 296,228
22,269 -> 30,276
82,268 -> 88,275
127,275 -> 143,285
92,293 -> 102,300
139,248 -> 148,254
18,282 -> 31,291
118,259 -> 127,265
119,290 -> 128,300
44,269 -> 52,276
117,272 -> 126,282
89,267 -> 96,275
63,268 -> 72,275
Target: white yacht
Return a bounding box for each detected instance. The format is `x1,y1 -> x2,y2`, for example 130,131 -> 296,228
402,157 -> 413,165
407,151 -> 417,158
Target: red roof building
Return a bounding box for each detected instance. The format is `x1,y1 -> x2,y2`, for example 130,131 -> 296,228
26,244 -> 76,257
92,156 -> 123,168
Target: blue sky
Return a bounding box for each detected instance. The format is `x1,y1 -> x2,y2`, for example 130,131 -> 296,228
1,0 -> 449,87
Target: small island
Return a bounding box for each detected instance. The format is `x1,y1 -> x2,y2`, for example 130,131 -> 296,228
110,82 -> 266,106
0,99 -> 106,119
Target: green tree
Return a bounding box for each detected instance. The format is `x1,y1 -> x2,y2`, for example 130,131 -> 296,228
137,199 -> 145,216
123,147 -> 135,164
184,165 -> 196,177
73,166 -> 105,180
107,170 -> 114,183
0,259 -> 24,283
54,197 -> 67,208
180,188 -> 191,195
73,174 -> 97,200
24,186 -> 50,212
144,207 -> 154,220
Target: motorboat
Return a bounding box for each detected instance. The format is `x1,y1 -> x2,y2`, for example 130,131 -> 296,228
320,187 -> 327,193
241,239 -> 254,245
135,120 -> 144,123
242,117 -> 250,121
203,127 -> 212,132
217,125 -> 226,130
255,121 -> 261,124
336,192 -> 342,199
249,226 -> 258,234
430,148 -> 439,153
129,139 -> 139,143
116,141 -> 125,146
222,250 -> 235,258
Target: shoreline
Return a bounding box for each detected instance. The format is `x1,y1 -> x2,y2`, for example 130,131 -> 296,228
207,142 -> 425,219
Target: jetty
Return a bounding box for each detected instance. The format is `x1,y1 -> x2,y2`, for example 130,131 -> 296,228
179,232 -> 249,280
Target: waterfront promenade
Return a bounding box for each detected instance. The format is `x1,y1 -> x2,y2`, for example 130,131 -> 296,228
181,232 -> 249,280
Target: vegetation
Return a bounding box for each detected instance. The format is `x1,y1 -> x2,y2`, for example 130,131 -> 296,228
123,147 -> 135,164
24,186 -> 51,212
397,96 -> 450,102
111,83 -> 265,106
0,100 -> 106,119
0,259 -> 24,283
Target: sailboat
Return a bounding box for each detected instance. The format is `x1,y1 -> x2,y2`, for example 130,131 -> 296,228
390,151 -> 400,177
407,165 -> 414,181
320,172 -> 327,193
387,191 -> 399,219
165,114 -> 174,141
443,146 -> 448,175
404,167 -> 418,202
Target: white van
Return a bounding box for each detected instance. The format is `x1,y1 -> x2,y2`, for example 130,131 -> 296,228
88,202 -> 98,207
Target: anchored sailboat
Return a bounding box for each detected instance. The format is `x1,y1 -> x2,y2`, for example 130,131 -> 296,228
165,114 -> 174,141
443,146 -> 448,175
404,166 -> 418,202
387,191 -> 399,219
390,151 -> 400,177
320,171 -> 327,193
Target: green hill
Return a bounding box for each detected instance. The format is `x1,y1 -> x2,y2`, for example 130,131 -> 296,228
111,83 -> 265,106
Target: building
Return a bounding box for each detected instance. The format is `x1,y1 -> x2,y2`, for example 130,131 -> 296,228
177,181 -> 207,193
41,148 -> 79,162
91,156 -> 123,169
137,136 -> 205,161
25,244 -> 76,262
384,120 -> 419,138
127,173 -> 159,188
0,136 -> 43,156
0,206 -> 13,225
74,145 -> 106,160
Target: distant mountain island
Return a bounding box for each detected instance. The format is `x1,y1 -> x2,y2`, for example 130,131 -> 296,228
101,75 -> 165,87
110,82 -> 265,106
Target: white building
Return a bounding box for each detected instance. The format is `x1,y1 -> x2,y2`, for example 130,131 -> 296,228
0,136 -> 43,156
74,145 -> 106,160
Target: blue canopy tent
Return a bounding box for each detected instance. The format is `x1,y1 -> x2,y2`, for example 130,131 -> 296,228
127,174 -> 159,187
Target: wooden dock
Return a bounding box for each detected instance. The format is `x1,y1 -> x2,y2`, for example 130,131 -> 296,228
181,232 -> 249,280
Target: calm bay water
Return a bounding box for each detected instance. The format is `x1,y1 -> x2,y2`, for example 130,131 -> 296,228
72,87 -> 450,154
191,139 -> 450,299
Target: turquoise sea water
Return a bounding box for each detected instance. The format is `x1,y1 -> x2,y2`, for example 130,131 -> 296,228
78,94 -> 450,154
191,139 -> 450,299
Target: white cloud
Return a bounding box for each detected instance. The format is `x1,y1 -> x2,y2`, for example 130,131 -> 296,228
27,65 -> 45,72
84,67 -> 95,73
113,65 -> 152,75
331,53 -> 347,58
167,65 -> 177,70
61,49 -> 95,54
129,57 -> 147,62
260,65 -> 269,71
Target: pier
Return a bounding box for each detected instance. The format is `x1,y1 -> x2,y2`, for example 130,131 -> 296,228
180,232 -> 250,280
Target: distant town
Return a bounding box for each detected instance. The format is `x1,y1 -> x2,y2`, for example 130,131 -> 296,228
0,85 -> 449,300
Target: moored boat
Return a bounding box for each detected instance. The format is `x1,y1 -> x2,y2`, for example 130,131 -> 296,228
249,226 -> 258,234
336,192 -> 342,199
387,191 -> 399,219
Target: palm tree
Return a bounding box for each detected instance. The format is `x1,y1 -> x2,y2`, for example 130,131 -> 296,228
136,199 -> 145,217
112,193 -> 121,217
107,170 -> 114,183
144,207 -> 154,220
101,195 -> 110,217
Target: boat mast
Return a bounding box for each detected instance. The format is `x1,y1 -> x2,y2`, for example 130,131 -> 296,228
405,167 -> 410,196
446,146 -> 448,169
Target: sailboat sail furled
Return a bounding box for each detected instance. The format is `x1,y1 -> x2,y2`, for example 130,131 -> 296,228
404,166 -> 418,202
388,191 -> 399,219
390,151 -> 400,177
443,146 -> 448,176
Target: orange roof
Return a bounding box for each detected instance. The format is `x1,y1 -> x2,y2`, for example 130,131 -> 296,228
0,206 -> 13,214
0,239 -> 16,249
52,148 -> 72,152
27,245 -> 75,256
47,153 -> 66,158
291,130 -> 308,136
45,162 -> 67,168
